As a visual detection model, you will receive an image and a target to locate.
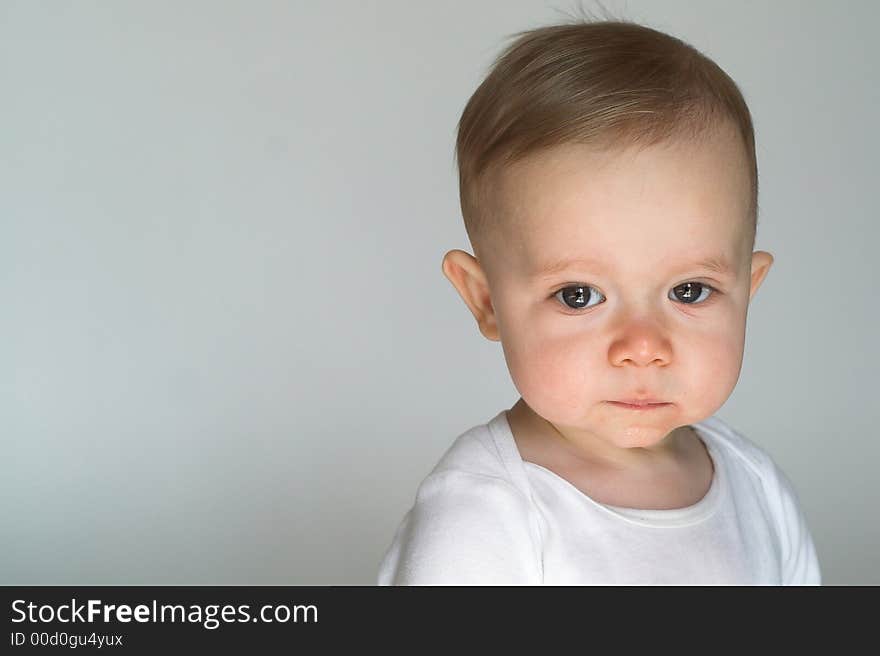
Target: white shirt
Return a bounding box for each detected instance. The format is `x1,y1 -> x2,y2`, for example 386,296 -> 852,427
378,410 -> 821,585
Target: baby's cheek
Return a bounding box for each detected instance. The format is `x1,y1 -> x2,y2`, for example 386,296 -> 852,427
682,329 -> 746,416
501,319 -> 748,423
502,333 -> 598,420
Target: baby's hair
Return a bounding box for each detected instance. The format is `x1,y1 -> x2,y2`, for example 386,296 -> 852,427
455,3 -> 759,261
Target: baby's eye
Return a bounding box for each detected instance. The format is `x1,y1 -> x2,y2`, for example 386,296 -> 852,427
554,285 -> 605,311
669,282 -> 715,304
553,281 -> 718,313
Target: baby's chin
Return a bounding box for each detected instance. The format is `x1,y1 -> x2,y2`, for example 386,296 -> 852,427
546,403 -> 699,445
601,422 -> 685,450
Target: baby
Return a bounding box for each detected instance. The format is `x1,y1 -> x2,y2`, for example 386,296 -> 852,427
378,17 -> 821,584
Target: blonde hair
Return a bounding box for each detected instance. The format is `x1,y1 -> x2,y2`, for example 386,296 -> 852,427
455,15 -> 758,260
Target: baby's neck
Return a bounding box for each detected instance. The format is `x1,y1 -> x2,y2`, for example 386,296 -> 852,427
506,400 -> 714,510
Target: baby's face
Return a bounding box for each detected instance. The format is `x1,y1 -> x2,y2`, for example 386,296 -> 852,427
466,126 -> 772,451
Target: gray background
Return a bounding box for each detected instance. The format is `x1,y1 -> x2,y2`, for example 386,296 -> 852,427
2,1 -> 877,584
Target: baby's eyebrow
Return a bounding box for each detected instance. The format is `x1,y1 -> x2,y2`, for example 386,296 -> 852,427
534,254 -> 735,279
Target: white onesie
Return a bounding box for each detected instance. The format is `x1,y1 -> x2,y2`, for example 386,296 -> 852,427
378,411 -> 821,585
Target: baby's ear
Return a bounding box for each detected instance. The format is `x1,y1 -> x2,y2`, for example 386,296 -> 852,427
748,251 -> 774,301
441,250 -> 500,341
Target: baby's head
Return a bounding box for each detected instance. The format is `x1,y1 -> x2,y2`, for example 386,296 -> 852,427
443,19 -> 774,448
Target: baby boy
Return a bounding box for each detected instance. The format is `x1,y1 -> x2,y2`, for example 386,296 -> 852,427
378,17 -> 821,584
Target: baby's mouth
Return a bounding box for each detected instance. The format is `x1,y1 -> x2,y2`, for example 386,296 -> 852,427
606,400 -> 671,410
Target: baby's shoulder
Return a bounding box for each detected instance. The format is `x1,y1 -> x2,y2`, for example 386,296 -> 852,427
697,415 -> 783,482
428,418 -> 513,482
404,417 -> 534,523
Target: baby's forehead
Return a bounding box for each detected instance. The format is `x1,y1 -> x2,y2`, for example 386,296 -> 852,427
492,202 -> 750,281
494,136 -> 749,230
498,236 -> 747,289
